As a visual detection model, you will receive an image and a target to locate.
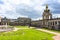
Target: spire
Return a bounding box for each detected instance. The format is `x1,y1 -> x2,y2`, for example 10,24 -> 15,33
44,4 -> 50,12
46,4 -> 48,10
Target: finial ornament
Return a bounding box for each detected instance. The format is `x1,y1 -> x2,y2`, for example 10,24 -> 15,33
46,4 -> 48,10
44,4 -> 50,12
46,4 -> 48,8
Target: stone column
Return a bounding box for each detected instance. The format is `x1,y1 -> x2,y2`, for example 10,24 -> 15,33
56,21 -> 59,30
57,21 -> 59,25
52,21 -> 53,26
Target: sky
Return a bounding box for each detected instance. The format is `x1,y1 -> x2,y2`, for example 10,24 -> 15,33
0,0 -> 60,20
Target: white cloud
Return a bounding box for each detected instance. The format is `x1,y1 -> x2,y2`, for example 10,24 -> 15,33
0,0 -> 47,11
57,0 -> 60,3
0,0 -> 55,20
52,14 -> 60,18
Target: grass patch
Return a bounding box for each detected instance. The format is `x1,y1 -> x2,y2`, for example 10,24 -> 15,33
15,26 -> 35,29
15,26 -> 29,28
14,26 -> 60,33
0,29 -> 54,40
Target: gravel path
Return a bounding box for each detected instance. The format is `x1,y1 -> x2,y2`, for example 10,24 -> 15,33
13,28 -> 29,31
37,29 -> 60,40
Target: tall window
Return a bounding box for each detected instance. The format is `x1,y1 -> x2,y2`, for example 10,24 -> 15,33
55,21 -> 57,25
44,16 -> 46,19
58,21 -> 60,25
49,15 -> 51,19
53,22 -> 54,25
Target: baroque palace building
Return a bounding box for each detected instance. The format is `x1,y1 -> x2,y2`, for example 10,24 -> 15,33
31,4 -> 60,30
0,4 -> 60,30
42,4 -> 60,30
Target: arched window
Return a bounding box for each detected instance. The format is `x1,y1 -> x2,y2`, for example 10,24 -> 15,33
44,16 -> 46,19
49,15 -> 51,19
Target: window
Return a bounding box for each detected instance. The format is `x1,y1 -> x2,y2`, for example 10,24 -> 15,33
53,22 -> 54,25
44,16 -> 46,19
49,15 -> 51,19
58,21 -> 60,25
51,22 -> 52,25
55,21 -> 57,25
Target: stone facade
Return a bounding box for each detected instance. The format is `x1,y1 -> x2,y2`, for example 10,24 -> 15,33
31,20 -> 43,27
42,4 -> 52,28
31,4 -> 60,30
43,4 -> 52,20
41,4 -> 60,30
1,17 -> 31,26
48,18 -> 60,30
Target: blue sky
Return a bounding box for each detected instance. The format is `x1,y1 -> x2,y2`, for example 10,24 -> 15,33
0,0 -> 60,20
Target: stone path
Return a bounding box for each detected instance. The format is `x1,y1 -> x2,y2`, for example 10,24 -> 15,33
13,28 -> 29,31
36,29 -> 60,40
13,27 -> 35,31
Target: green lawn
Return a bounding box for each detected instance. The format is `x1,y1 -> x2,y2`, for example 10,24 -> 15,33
15,26 -> 35,29
0,29 -> 54,40
16,26 -> 60,33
